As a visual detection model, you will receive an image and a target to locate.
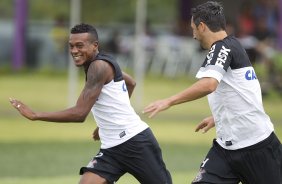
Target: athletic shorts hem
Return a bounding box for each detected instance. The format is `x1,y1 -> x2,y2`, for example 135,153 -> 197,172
79,167 -> 113,184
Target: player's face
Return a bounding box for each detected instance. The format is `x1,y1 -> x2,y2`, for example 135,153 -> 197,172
191,18 -> 199,40
191,18 -> 208,50
69,33 -> 98,66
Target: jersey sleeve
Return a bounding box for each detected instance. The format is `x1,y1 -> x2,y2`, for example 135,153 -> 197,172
196,41 -> 232,82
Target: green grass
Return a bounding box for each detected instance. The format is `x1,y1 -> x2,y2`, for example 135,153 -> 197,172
0,72 -> 281,184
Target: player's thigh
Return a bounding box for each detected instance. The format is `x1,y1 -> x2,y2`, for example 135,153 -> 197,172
237,133 -> 282,184
120,128 -> 172,183
192,140 -> 240,184
79,171 -> 107,184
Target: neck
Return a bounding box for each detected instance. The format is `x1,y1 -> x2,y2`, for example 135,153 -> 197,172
207,30 -> 227,48
91,50 -> 99,60
83,50 -> 99,71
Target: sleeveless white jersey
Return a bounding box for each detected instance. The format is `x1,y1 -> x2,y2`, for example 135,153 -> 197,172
91,80 -> 148,149
196,35 -> 274,150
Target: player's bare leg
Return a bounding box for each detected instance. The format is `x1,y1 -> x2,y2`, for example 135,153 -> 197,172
79,172 -> 107,184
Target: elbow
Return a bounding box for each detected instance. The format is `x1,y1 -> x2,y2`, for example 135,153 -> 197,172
71,106 -> 91,122
128,80 -> 136,89
75,117 -> 86,123
73,113 -> 87,122
131,81 -> 137,89
206,85 -> 217,94
127,81 -> 136,91
204,78 -> 218,94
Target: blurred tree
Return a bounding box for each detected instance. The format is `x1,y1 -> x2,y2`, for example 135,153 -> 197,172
0,0 -> 14,19
0,0 -> 177,25
81,0 -> 176,24
28,0 -> 70,20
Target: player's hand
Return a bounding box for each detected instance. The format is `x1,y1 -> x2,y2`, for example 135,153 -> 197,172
92,127 -> 100,141
9,98 -> 36,120
195,116 -> 215,133
142,99 -> 170,118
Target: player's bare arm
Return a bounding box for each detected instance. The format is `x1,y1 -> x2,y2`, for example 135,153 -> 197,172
122,72 -> 136,98
10,60 -> 113,123
195,116 -> 215,133
143,77 -> 218,118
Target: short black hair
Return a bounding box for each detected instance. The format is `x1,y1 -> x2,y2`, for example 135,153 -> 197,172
191,1 -> 226,32
70,23 -> 99,42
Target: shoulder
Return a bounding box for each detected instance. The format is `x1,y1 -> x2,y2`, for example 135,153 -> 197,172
95,52 -> 116,64
88,59 -> 110,73
209,39 -> 231,57
94,52 -> 123,82
86,60 -> 113,83
220,35 -> 242,50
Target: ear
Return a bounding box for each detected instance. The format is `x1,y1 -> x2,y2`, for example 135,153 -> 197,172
92,41 -> 99,50
198,22 -> 206,32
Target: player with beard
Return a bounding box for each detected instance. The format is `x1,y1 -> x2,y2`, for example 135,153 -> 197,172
143,1 -> 282,184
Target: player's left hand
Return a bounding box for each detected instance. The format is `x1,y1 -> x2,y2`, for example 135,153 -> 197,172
92,127 -> 100,141
9,98 -> 36,120
195,116 -> 215,133
142,99 -> 170,118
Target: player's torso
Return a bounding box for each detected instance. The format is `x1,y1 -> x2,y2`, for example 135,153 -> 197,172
203,36 -> 273,149
90,53 -> 148,149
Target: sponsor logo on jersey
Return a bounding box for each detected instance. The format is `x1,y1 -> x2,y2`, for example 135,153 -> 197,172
201,158 -> 209,168
87,158 -> 98,168
245,69 -> 257,80
119,130 -> 126,138
192,168 -> 206,182
95,152 -> 104,158
205,45 -> 216,67
215,45 -> 231,68
122,81 -> 127,92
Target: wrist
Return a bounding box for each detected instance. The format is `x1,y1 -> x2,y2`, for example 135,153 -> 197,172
167,97 -> 175,107
31,112 -> 38,121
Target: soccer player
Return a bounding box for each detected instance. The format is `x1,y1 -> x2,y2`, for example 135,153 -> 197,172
143,1 -> 282,184
10,23 -> 172,184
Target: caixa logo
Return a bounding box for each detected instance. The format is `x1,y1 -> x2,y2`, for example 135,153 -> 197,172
245,69 -> 257,80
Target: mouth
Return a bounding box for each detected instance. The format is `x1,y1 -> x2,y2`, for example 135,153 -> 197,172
73,55 -> 82,61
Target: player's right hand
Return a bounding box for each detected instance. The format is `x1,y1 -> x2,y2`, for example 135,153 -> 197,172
9,98 -> 36,120
142,99 -> 170,118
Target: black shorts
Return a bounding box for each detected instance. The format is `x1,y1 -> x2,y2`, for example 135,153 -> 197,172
192,132 -> 282,184
80,128 -> 172,184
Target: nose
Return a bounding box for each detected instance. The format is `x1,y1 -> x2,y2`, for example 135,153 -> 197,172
70,47 -> 78,54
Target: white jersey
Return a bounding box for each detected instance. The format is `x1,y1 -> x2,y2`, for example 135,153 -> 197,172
88,53 -> 148,149
196,35 -> 274,150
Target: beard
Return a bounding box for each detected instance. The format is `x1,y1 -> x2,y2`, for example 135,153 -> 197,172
199,40 -> 209,50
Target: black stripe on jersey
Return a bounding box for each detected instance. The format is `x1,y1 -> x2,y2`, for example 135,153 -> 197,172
202,35 -> 252,71
85,52 -> 123,82
94,52 -> 123,82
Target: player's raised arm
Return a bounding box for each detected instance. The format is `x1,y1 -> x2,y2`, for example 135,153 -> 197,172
143,77 -> 218,118
9,60 -> 112,123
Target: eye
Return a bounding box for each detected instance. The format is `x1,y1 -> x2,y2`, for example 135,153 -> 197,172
76,43 -> 84,49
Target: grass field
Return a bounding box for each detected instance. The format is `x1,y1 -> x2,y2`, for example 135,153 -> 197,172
0,72 -> 281,184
